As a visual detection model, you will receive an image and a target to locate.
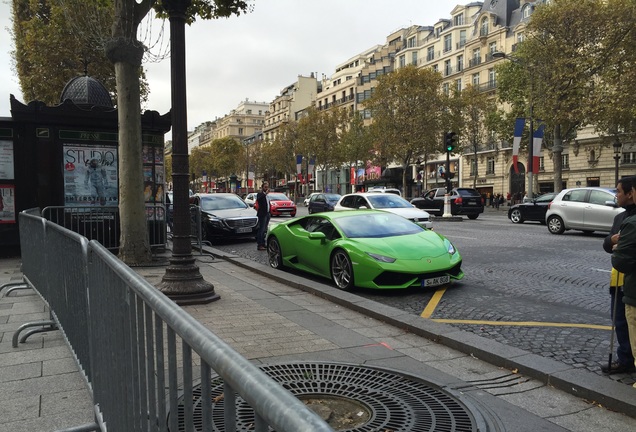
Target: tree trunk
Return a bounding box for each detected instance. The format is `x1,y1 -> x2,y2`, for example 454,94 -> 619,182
105,4 -> 151,264
114,58 -> 151,264
552,124 -> 563,193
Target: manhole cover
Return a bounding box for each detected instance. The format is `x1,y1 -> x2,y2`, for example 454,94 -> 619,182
171,362 -> 501,431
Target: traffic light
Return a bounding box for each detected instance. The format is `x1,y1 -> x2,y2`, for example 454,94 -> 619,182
444,132 -> 458,153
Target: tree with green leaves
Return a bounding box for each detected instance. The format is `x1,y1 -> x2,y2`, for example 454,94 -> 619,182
338,110 -> 374,193
106,0 -> 250,264
497,0 -> 636,193
456,85 -> 496,188
364,65 -> 445,194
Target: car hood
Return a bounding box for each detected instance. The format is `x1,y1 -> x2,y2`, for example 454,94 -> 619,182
351,231 -> 449,259
201,208 -> 257,218
380,208 -> 430,219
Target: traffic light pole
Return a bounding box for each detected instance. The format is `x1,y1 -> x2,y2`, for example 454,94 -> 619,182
443,145 -> 452,217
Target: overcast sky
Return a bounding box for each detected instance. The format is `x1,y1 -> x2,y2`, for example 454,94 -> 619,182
1,0 -> 461,133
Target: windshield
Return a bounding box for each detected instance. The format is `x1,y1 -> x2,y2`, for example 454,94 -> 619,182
268,193 -> 289,201
200,195 -> 248,211
366,194 -> 411,209
335,212 -> 423,238
325,194 -> 341,202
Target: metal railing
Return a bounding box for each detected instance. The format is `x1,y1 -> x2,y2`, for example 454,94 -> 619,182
16,209 -> 332,431
42,205 -> 168,251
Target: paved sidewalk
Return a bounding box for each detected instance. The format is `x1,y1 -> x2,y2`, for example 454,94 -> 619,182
1,247 -> 635,431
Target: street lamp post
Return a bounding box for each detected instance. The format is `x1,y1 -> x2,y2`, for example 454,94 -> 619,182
493,51 -> 534,200
336,172 -> 340,193
158,0 -> 218,305
613,137 -> 622,185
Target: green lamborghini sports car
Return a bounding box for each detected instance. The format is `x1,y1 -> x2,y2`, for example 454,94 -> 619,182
266,210 -> 463,290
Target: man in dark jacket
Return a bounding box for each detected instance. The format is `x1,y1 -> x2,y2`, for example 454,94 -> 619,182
255,182 -> 270,251
602,176 -> 635,374
611,176 -> 636,384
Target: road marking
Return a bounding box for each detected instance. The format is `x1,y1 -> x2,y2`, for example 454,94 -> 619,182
430,319 -> 611,331
443,235 -> 478,240
421,287 -> 446,318
591,268 -> 611,273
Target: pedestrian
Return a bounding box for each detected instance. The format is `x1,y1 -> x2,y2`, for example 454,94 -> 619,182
255,182 -> 270,251
602,176 -> 635,374
506,192 -> 511,206
611,176 -> 636,387
522,191 -> 529,203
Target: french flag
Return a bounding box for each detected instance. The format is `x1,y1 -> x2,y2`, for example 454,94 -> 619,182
532,124 -> 545,174
296,154 -> 302,175
512,118 -> 525,174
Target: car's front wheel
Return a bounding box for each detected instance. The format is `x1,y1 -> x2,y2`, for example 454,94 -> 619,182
467,214 -> 479,220
509,209 -> 524,224
547,215 -> 565,234
331,249 -> 354,291
267,236 -> 284,269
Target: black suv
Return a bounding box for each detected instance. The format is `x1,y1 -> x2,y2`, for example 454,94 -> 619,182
411,188 -> 484,219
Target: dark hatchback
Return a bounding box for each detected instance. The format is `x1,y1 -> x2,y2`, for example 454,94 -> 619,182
508,192 -> 557,224
191,193 -> 258,241
308,193 -> 341,214
411,187 -> 484,219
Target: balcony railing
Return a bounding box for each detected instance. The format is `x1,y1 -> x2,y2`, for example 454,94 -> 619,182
468,57 -> 482,68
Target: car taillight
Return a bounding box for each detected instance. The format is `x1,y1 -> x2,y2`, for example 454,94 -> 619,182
455,196 -> 462,204
548,202 -> 552,210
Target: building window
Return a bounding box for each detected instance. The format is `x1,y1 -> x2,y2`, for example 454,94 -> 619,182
489,42 -> 497,55
412,51 -> 418,65
522,4 -> 532,19
433,64 -> 439,73
470,159 -> 478,176
487,157 -> 495,174
624,152 -> 636,164
454,14 -> 464,26
442,83 -> 450,95
472,73 -> 480,86
444,59 -> 452,76
457,55 -> 463,72
408,36 -> 416,48
488,68 -> 496,88
480,18 -> 489,36
459,30 -> 466,48
517,32 -> 525,43
399,55 -> 406,68
562,153 -> 569,169
444,34 -> 452,52
427,46 -> 435,61
456,78 -> 462,92
238,127 -> 244,135
539,156 -> 545,171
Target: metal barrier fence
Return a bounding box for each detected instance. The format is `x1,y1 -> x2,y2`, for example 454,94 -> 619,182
42,205 -> 168,251
16,209 -> 332,432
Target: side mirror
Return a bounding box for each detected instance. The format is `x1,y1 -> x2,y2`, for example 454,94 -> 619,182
308,232 -> 326,240
357,205 -> 368,209
605,200 -> 618,207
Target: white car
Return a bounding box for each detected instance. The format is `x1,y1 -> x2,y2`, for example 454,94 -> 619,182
244,192 -> 257,207
367,187 -> 402,197
334,192 -> 432,229
303,192 -> 320,206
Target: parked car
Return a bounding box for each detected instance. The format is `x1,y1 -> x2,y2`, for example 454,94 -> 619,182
268,192 -> 297,217
244,192 -> 257,207
303,192 -> 320,206
266,210 -> 463,290
411,188 -> 484,219
545,187 -> 624,235
508,192 -> 557,224
334,193 -> 432,229
308,193 -> 341,214
191,193 -> 258,241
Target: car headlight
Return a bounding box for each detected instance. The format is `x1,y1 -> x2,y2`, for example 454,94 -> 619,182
366,252 -> 396,263
207,217 -> 223,227
444,239 -> 456,255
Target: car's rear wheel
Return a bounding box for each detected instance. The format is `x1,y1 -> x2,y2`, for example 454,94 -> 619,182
267,236 -> 284,269
331,249 -> 354,291
510,209 -> 524,224
547,215 -> 565,234
467,214 -> 479,220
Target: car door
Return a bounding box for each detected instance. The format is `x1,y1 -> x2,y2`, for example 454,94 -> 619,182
296,216 -> 337,275
525,194 -> 552,221
583,190 -> 622,231
558,189 -> 588,229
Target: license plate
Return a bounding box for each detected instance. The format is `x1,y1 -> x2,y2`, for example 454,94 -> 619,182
467,202 -> 477,205
421,275 -> 450,287
236,227 -> 252,234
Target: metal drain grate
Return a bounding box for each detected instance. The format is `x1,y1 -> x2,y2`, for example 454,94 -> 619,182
172,362 -> 500,432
